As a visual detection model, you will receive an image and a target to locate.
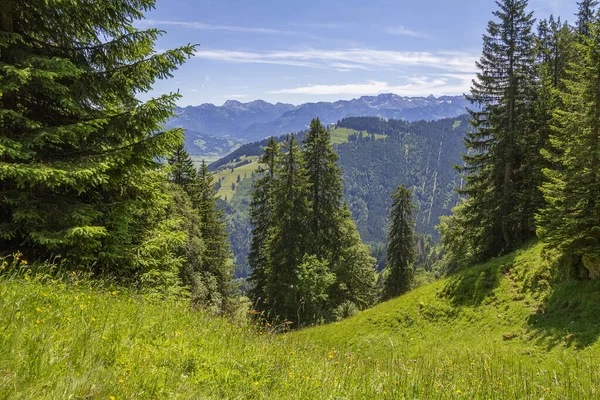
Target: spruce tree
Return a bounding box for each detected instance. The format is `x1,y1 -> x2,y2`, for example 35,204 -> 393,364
196,160 -> 234,309
0,0 -> 194,273
458,0 -> 537,260
328,206 -> 377,312
168,144 -> 198,190
265,134 -> 312,322
248,137 -> 280,306
303,118 -> 344,259
537,13 -> 600,276
576,0 -> 599,37
383,185 -> 416,299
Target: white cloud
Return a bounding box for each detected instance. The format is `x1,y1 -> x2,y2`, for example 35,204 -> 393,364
386,25 -> 429,38
137,19 -> 300,35
194,48 -> 478,73
270,76 -> 472,97
223,94 -> 247,98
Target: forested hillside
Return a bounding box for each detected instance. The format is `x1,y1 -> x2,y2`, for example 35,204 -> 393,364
219,116 -> 467,278
4,0 -> 600,398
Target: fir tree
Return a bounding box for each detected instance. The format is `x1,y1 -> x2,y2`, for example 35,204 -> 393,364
168,144 -> 198,189
265,134 -> 312,322
537,13 -> 600,276
576,0 -> 599,37
196,160 -> 234,309
303,118 -> 344,259
328,206 -> 377,311
0,0 -> 194,275
457,0 -> 537,260
383,185 -> 416,299
248,137 -> 280,306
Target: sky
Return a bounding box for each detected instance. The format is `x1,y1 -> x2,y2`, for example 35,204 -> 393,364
137,0 -> 579,106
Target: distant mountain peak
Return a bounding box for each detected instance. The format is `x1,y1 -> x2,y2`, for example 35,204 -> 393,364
169,94 -> 470,155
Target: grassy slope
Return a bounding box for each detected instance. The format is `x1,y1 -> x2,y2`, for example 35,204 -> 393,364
329,127 -> 386,144
212,128 -> 386,202
214,156 -> 259,200
2,243 -> 600,399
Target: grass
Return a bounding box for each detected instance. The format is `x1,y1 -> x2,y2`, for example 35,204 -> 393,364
2,243 -> 600,399
212,128 -> 387,202
329,127 -> 387,144
213,156 -> 259,200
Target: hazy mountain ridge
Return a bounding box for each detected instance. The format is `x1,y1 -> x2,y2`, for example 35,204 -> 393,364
169,94 -> 470,156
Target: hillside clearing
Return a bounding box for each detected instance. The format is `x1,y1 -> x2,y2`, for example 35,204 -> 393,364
2,243 -> 599,399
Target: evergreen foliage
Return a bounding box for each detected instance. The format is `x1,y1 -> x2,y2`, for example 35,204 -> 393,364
576,0 -> 599,37
248,137 -> 280,305
303,118 -> 344,259
537,13 -> 600,276
383,185 -> 416,299
454,0 -> 537,261
167,146 -> 234,309
265,134 -> 312,322
195,161 -> 234,308
0,0 -> 195,282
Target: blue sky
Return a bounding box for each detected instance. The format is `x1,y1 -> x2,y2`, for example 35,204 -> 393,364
137,0 -> 578,106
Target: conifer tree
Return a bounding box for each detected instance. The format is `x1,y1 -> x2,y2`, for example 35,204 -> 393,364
265,134 -> 312,322
328,206 -> 377,311
0,0 -> 194,273
248,137 -> 280,305
457,0 -> 537,260
303,118 -> 344,259
537,13 -> 600,275
168,144 -> 198,189
196,160 -> 234,308
576,0 -> 599,37
523,17 -> 574,238
383,185 -> 415,299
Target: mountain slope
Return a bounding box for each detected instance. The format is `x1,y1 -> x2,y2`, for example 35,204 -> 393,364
3,243 -> 599,399
169,94 -> 470,158
242,94 -> 469,141
217,116 -> 468,277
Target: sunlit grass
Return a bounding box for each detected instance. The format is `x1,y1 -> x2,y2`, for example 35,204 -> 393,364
1,243 -> 599,399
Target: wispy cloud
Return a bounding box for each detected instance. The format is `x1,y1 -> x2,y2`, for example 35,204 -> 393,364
386,25 -> 429,38
270,76 -> 472,97
138,19 -> 300,35
194,48 -> 478,73
223,94 -> 247,98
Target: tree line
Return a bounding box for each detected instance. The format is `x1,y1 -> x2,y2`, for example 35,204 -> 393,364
0,0 -> 233,310
247,119 -> 419,325
441,0 -> 600,279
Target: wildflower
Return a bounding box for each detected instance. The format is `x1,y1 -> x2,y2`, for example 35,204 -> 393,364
35,307 -> 41,312
90,317 -> 96,321
119,378 -> 124,383
79,304 -> 84,310
253,381 -> 259,386
24,276 -> 29,281
20,259 -> 27,265
456,389 -> 462,394
109,396 -> 116,400
111,291 -> 117,295
36,320 -> 40,324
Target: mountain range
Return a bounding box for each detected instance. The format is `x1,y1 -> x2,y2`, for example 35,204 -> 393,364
167,94 -> 470,157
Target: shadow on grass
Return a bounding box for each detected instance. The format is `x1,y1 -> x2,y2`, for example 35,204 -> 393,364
526,279 -> 600,350
441,253 -> 515,307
